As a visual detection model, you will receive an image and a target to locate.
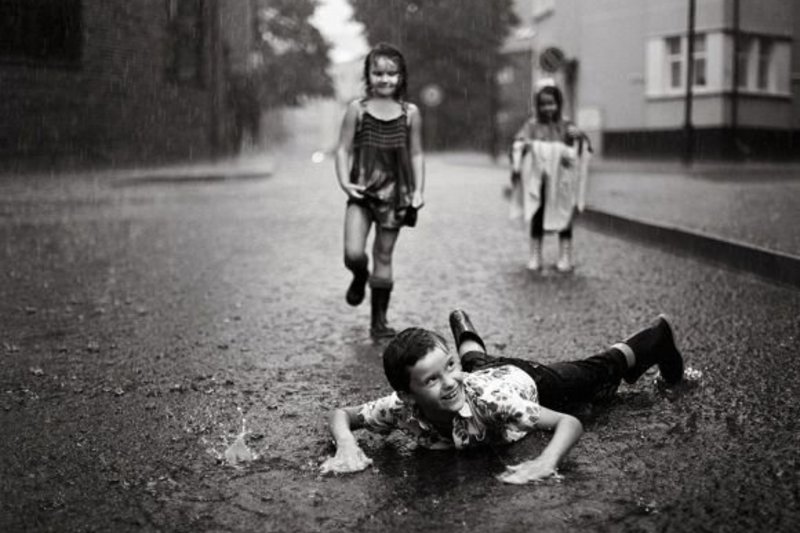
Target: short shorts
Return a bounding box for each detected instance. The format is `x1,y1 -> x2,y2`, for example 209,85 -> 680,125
347,197 -> 408,230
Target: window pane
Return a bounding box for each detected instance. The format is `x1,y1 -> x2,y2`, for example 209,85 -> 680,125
737,35 -> 753,88
670,61 -> 682,88
693,58 -> 706,86
693,34 -> 706,53
166,0 -> 205,84
0,0 -> 82,64
757,39 -> 772,90
667,36 -> 681,55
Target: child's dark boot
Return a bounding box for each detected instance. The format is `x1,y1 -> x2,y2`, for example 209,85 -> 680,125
449,309 -> 486,352
622,314 -> 684,386
344,255 -> 369,306
369,277 -> 396,339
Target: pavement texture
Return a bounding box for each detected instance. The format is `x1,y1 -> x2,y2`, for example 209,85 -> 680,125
441,152 -> 800,288
1,148 -> 799,532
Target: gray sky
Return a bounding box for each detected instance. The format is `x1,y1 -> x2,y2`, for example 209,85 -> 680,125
311,0 -> 368,63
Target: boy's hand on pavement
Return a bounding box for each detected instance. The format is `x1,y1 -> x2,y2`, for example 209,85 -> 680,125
497,457 -> 564,485
320,445 -> 373,475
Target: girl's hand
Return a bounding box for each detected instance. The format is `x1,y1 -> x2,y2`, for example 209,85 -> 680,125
320,445 -> 373,475
343,183 -> 366,200
411,191 -> 424,209
566,124 -> 580,140
497,457 -> 563,484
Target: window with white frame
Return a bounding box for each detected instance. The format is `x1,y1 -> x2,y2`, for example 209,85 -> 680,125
665,36 -> 683,89
737,35 -> 781,93
648,32 -> 710,96
648,31 -> 789,97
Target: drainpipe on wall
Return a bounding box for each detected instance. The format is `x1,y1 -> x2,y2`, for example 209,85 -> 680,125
683,0 -> 696,166
730,0 -> 741,159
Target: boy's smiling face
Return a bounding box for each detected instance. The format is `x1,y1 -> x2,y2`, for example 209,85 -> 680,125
402,346 -> 466,420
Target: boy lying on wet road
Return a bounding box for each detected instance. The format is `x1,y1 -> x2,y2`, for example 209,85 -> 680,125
320,309 -> 684,484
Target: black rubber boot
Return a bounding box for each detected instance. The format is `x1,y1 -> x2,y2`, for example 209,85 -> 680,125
448,309 -> 486,352
369,278 -> 396,339
622,314 -> 684,386
344,255 -> 369,306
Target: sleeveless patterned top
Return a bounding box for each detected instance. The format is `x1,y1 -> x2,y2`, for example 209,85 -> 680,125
349,99 -> 414,227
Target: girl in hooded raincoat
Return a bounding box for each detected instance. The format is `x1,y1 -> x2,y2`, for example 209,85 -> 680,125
509,82 -> 591,272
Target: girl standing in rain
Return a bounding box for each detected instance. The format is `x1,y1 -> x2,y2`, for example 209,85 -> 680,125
335,43 -> 425,338
509,80 -> 591,272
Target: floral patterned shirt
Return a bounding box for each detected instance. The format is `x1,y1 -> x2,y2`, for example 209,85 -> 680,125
358,365 -> 541,449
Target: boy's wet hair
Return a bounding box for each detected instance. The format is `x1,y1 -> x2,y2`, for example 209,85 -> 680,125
383,327 -> 449,392
363,42 -> 408,100
534,85 -> 564,122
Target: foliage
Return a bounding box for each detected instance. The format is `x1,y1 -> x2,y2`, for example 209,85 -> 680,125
246,0 -> 334,108
350,0 -> 518,151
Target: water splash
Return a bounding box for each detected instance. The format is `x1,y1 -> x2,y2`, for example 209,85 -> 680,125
683,366 -> 703,381
224,417 -> 257,467
654,365 -> 703,385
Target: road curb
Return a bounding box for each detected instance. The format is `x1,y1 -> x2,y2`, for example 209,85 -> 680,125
111,170 -> 272,187
580,208 -> 800,289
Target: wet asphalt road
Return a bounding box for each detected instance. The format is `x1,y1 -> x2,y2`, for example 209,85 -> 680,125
1,150 -> 799,532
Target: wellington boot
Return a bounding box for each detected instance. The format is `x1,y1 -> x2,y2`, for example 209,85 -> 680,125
369,278 -> 396,339
448,309 -> 486,352
344,256 -> 369,306
622,314 -> 684,386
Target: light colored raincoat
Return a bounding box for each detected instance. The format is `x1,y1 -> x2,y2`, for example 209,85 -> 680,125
517,139 -> 591,231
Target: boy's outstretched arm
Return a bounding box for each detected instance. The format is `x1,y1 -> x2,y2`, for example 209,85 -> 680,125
320,406 -> 373,475
497,407 -> 583,484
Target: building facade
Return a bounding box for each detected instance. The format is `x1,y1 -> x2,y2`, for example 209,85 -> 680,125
513,0 -> 799,160
0,0 -> 254,171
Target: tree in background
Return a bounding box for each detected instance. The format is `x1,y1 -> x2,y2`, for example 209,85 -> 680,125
251,0 -> 334,107
350,0 -> 517,152
228,0 -> 333,151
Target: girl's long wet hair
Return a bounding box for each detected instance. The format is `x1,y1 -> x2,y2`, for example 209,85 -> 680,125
534,85 -> 564,123
363,42 -> 408,100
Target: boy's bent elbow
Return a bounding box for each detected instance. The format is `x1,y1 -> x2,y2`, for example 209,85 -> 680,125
566,414 -> 583,436
572,417 -> 583,438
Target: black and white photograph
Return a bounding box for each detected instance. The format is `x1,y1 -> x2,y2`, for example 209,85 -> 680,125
1,1 -> 799,531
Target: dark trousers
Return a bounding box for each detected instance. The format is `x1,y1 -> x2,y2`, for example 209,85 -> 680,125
461,348 -> 627,408
530,179 -> 573,240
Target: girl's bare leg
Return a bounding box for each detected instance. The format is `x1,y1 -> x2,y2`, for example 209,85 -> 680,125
371,226 -> 399,281
343,203 -> 372,305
